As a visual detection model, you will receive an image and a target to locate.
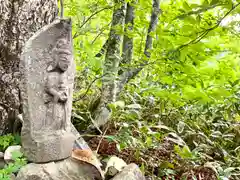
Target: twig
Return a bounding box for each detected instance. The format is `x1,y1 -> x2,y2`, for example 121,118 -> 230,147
174,3 -> 224,20
96,124 -> 109,153
73,74 -> 107,102
89,112 -> 103,134
91,22 -> 112,45
73,6 -> 113,39
81,134 -> 109,138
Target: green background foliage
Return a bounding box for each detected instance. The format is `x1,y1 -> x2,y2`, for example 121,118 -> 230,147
64,0 -> 240,178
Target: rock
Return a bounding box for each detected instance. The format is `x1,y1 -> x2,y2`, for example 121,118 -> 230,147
71,123 -> 91,150
20,19 -> 76,163
111,163 -> 145,180
71,149 -> 104,178
71,123 -> 102,173
105,156 -> 127,177
0,152 -> 4,159
10,173 -> 16,180
16,158 -> 103,180
0,159 -> 5,169
4,145 -> 22,163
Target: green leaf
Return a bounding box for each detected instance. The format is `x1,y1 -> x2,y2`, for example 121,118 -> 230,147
11,151 -> 23,161
210,0 -> 218,5
126,104 -> 142,109
114,101 -> 125,109
183,1 -> 191,11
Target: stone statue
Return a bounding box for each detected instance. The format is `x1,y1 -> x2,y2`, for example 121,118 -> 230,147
44,38 -> 71,131
20,19 -> 76,163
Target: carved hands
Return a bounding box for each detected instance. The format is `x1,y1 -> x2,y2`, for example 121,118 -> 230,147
49,88 -> 68,103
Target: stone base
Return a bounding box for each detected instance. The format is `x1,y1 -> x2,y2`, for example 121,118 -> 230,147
21,130 -> 76,163
16,158 -> 103,180
111,164 -> 145,180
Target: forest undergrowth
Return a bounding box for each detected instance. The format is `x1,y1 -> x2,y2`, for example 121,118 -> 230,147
73,89 -> 240,180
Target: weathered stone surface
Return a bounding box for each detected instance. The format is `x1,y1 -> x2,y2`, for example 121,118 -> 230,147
111,163 -> 145,180
20,19 -> 76,163
72,149 -> 104,178
4,145 -> 21,163
71,123 -> 91,150
16,158 -> 103,180
0,152 -> 4,159
105,156 -> 127,177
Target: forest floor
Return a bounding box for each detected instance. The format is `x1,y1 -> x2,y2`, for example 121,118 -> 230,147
86,125 -> 218,180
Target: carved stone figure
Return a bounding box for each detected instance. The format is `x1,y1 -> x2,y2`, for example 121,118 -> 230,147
20,19 -> 76,163
44,38 -> 71,131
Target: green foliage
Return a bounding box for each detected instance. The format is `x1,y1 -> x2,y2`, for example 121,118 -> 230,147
0,151 -> 27,180
0,134 -> 20,152
0,134 -> 26,180
64,0 -> 240,178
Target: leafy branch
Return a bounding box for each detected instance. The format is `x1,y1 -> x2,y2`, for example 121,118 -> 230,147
117,2 -> 240,87
177,2 -> 240,51
73,74 -> 107,102
174,3 -> 225,20
73,6 -> 113,39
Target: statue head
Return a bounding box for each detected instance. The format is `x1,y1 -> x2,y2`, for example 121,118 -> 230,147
48,38 -> 71,72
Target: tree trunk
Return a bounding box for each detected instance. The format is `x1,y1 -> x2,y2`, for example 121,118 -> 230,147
92,0 -> 161,129
93,1 -> 126,128
0,0 -> 58,135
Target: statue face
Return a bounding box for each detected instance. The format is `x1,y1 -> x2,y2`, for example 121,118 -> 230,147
58,52 -> 70,72
51,38 -> 71,72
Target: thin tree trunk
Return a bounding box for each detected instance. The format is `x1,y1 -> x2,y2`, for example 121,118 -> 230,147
121,2 -> 135,65
144,0 -> 161,57
117,0 -> 161,95
93,0 -> 161,128
0,0 -> 58,135
93,0 -> 126,128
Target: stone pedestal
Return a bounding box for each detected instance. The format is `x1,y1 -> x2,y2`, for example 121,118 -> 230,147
21,130 -> 75,163
16,158 -> 103,180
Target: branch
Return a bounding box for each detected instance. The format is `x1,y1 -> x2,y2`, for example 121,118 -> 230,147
95,39 -> 109,57
91,22 -> 112,45
116,67 -> 142,97
177,2 -> 240,51
117,2 -> 240,91
174,4 -> 224,20
73,74 -> 106,102
73,6 -> 113,39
